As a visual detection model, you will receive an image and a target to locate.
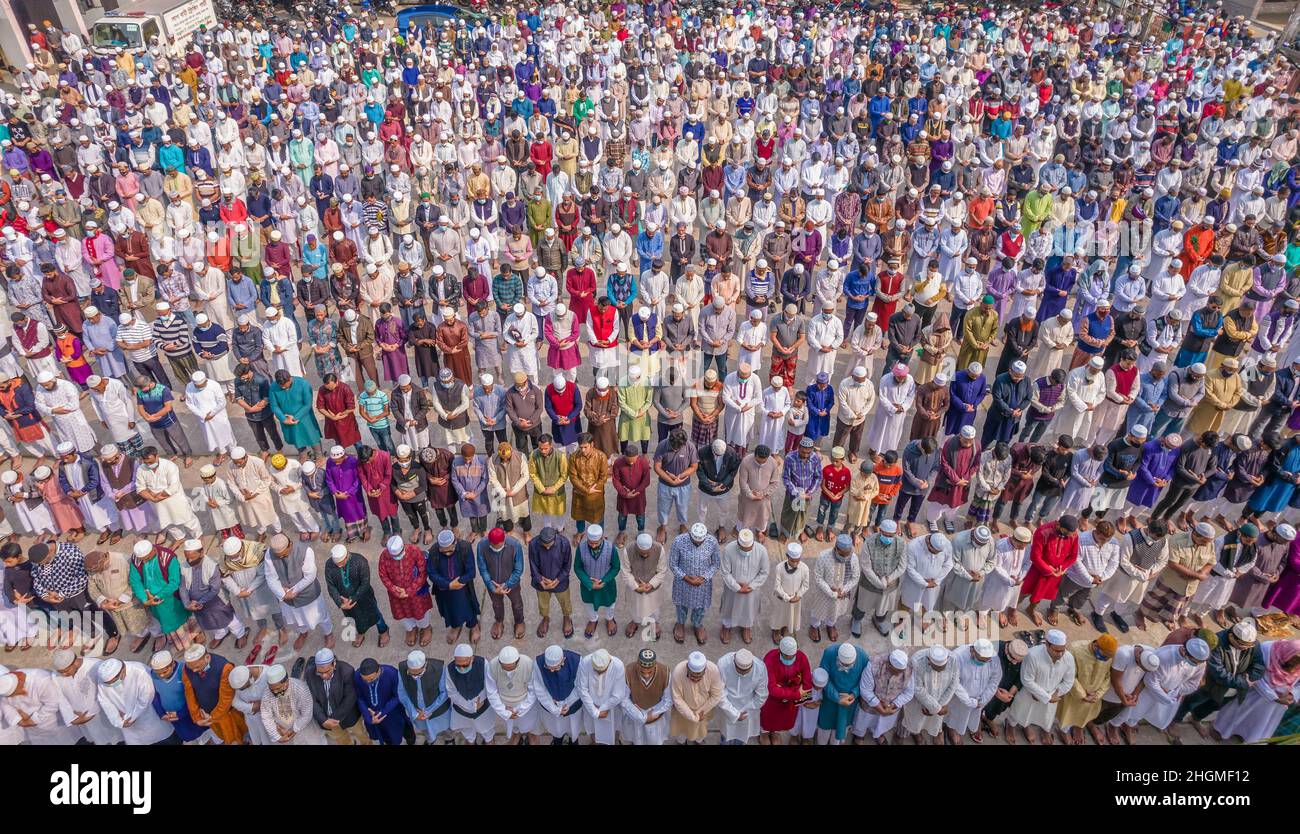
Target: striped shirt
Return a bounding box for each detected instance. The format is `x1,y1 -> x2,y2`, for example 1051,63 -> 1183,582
358,389 -> 390,430
117,319 -> 158,361
151,315 -> 194,358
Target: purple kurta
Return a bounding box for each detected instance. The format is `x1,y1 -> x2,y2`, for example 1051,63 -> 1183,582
325,455 -> 368,523
1127,440 -> 1177,508
374,316 -> 410,382
1264,539 -> 1300,615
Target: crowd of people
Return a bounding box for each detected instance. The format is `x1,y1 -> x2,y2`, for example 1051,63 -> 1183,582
0,0 -> 1299,745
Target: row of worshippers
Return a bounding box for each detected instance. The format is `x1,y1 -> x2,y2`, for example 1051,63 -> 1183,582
5,621 -> 1296,746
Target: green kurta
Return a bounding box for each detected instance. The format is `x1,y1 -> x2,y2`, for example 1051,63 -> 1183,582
573,541 -> 620,609
269,377 -> 323,448
127,556 -> 188,633
1020,190 -> 1054,235
956,308 -> 999,371
528,448 -> 569,516
617,384 -> 653,442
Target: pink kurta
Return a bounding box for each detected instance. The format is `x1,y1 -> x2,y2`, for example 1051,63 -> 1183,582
359,449 -> 399,519
82,233 -> 123,290
544,313 -> 582,371
37,477 -> 84,531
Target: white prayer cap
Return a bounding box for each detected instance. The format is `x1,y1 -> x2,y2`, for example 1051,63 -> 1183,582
596,376 -> 610,390
591,649 -> 611,671
1012,526 -> 1033,543
454,643 -> 474,659
888,650 -> 909,670
544,645 -> 564,666
512,302 -> 525,316
190,370 -> 208,386
1186,638 -> 1211,661
1010,360 -> 1027,374
735,649 -> 755,670
31,465 -> 51,480
837,643 -> 857,665
265,664 -> 288,684
480,373 -> 494,386
221,537 -> 243,556
1088,356 -> 1105,370
183,538 -> 203,551
971,638 -> 996,660
960,425 -> 976,439
779,636 -> 798,656
1277,524 -> 1297,541
330,445 -> 347,458
1138,646 -> 1162,671
55,441 -> 75,456
1045,629 -> 1068,647
99,444 -> 118,458
84,306 -> 100,318
785,542 -> 803,559
51,648 -> 77,671
195,313 -> 209,325
973,525 -> 991,543
330,545 -> 348,563
687,651 -> 707,673
302,461 -> 317,475
636,533 -> 654,550
0,471 -> 16,486
437,530 -> 455,548
97,659 -> 124,683
407,650 -> 427,669
133,540 -> 153,558
927,645 -> 950,665
812,668 -> 830,686
230,446 -> 247,460
36,370 -> 55,384
229,666 -> 251,689
737,529 -> 754,548
586,524 -> 604,541
386,535 -> 405,555
498,646 -> 520,665
118,313 -> 133,325
1232,619 -> 1258,644
1194,522 -> 1216,538
183,643 -> 207,663
690,523 -> 708,542
149,651 -> 173,670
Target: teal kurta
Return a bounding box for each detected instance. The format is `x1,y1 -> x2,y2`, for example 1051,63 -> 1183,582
127,556 -> 188,633
269,376 -> 323,448
816,643 -> 869,739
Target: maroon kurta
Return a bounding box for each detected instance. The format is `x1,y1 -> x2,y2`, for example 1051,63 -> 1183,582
927,438 -> 981,508
317,383 -> 362,448
611,454 -> 651,516
378,546 -> 433,620
760,648 -> 812,732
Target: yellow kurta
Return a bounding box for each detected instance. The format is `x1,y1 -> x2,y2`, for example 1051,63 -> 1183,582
842,470 -> 880,528
1186,371 -> 1242,433
1055,641 -> 1113,730
528,449 -> 569,517
956,309 -> 999,370
568,448 -> 609,523
1215,264 -> 1254,313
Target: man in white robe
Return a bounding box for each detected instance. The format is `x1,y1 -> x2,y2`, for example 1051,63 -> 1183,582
1006,629 -> 1077,743
900,646 -> 959,743
50,651 -> 124,745
269,456 -> 320,535
805,305 -> 844,381
136,451 -> 202,541
263,307 -> 303,377
503,304 -> 540,382
716,649 -> 768,744
185,371 -> 236,460
55,442 -> 119,533
86,375 -> 140,446
0,667 -> 83,744
1111,639 -> 1208,739
228,447 -> 283,535
263,535 -> 333,650
865,366 -> 916,453
260,664 -> 327,745
944,639 -> 1002,744
899,533 -> 954,614
718,529 -> 771,641
531,645 -> 585,743
33,372 -> 97,453
852,648 -> 915,743
93,659 -> 177,745
577,648 -> 628,745
1056,357 -> 1107,441
485,646 -> 538,744
757,377 -> 792,451
229,664 -> 273,745
721,364 -> 764,452
736,310 -> 768,370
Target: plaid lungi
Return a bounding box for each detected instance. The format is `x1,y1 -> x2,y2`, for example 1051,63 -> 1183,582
1139,580 -> 1193,621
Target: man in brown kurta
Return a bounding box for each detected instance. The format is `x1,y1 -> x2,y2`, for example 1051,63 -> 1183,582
583,381 -> 620,455
736,447 -> 781,539
435,315 -> 473,384
909,375 -> 950,441
568,434 -> 609,531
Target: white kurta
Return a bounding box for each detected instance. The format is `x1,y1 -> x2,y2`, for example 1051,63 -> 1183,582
944,646 -> 1002,733
864,376 -> 916,453
264,317 -> 304,377
772,561 -> 811,633
88,378 -> 141,443
53,658 -> 124,745
1213,641 -> 1300,743
1113,644 -> 1204,730
228,458 -> 281,532
757,386 -> 791,451
263,548 -> 329,631
96,662 -> 176,745
136,459 -> 201,537
901,655 -> 959,736
34,381 -> 97,453
899,536 -> 954,612
261,679 -> 327,744
270,460 -> 319,532
620,668 -> 675,746
806,315 -> 844,380
721,372 -> 764,447
715,653 -> 769,741
443,665 -> 498,743
1007,644 -> 1077,729
185,380 -> 236,453
486,656 -> 539,738
231,667 -> 273,745
0,669 -> 84,744
61,461 -> 119,530
576,655 -> 629,745
979,539 -> 1030,611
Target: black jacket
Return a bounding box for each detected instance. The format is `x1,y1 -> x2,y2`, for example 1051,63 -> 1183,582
305,660 -> 363,729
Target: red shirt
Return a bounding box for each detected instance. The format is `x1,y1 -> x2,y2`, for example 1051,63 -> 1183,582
821,463 -> 851,500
